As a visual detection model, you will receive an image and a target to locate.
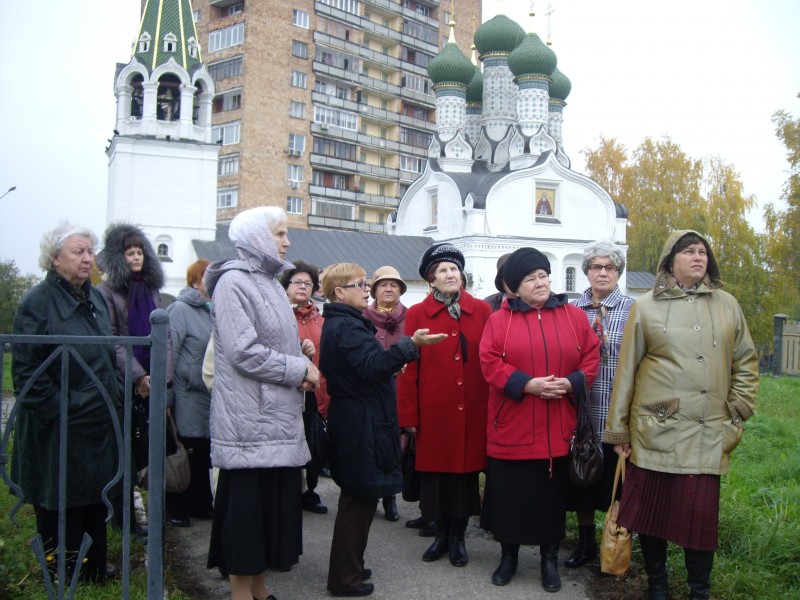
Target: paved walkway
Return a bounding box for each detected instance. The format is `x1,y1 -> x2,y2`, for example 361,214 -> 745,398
168,474 -> 594,600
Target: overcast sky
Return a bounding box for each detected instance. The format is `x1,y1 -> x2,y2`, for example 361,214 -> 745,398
0,0 -> 797,276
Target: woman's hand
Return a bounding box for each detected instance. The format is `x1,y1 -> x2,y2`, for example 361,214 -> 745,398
301,339 -> 316,358
614,443 -> 631,458
135,375 -> 151,398
522,375 -> 570,399
404,426 -> 418,435
410,329 -> 448,347
302,363 -> 320,391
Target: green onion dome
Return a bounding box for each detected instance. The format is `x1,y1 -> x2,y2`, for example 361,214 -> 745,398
474,14 -> 526,57
428,40 -> 475,86
549,67 -> 572,100
466,64 -> 483,102
508,33 -> 557,78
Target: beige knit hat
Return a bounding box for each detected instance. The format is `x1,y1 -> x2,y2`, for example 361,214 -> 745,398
370,266 -> 407,298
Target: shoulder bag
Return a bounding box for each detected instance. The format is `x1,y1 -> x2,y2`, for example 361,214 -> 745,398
600,458 -> 631,575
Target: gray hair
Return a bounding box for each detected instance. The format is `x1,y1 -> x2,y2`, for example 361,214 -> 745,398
39,222 -> 98,272
228,206 -> 287,244
581,240 -> 626,276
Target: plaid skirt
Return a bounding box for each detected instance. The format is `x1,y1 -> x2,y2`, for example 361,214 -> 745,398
617,463 -> 720,551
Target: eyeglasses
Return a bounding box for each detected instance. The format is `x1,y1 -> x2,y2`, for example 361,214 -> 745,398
288,280 -> 313,288
340,281 -> 370,291
588,264 -> 618,273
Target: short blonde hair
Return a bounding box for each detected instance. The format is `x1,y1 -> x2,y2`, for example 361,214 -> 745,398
323,263 -> 366,301
39,223 -> 98,272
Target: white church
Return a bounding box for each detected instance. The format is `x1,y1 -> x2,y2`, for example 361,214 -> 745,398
105,4 -> 636,304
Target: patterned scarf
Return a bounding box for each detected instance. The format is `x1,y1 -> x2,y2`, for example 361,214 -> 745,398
433,288 -> 461,320
590,303 -> 609,358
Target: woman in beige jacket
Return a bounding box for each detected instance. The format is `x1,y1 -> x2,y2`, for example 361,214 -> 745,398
605,230 -> 758,600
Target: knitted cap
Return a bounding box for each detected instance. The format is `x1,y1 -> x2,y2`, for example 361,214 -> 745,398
418,243 -> 465,280
502,247 -> 551,293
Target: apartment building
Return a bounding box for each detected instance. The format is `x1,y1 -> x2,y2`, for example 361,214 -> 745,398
192,0 -> 481,231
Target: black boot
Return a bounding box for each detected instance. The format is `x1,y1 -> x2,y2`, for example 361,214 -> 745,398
422,520 -> 449,562
685,548 -> 714,600
491,543 -> 519,586
382,496 -> 399,522
540,542 -> 561,592
565,524 -> 597,568
639,535 -> 669,600
448,517 -> 468,567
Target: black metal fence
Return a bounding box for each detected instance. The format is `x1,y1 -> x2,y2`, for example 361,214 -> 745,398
0,309 -> 170,600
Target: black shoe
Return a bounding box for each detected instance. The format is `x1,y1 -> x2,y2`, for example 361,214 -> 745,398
422,520 -> 450,562
565,525 -> 597,568
492,545 -> 519,586
330,582 -> 374,597
448,517 -> 468,567
640,535 -> 669,600
405,516 -> 427,529
170,516 -> 191,527
320,467 -> 332,478
419,521 -> 437,537
540,542 -> 562,593
382,496 -> 399,522
303,501 -> 328,514
361,568 -> 371,581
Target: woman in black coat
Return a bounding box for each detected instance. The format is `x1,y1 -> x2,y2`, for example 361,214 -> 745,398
320,262 -> 444,597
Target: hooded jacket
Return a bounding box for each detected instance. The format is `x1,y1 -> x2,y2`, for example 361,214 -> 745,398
604,230 -> 759,475
166,286 -> 212,438
480,293 -> 601,461
204,214 -> 311,470
96,223 -> 171,384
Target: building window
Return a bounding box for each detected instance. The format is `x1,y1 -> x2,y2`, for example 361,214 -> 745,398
429,190 -> 438,226
293,9 -> 310,28
187,37 -> 199,58
400,154 -> 424,173
157,243 -> 169,257
291,40 -> 308,59
313,105 -> 357,130
287,196 -> 303,215
163,32 -> 177,53
288,164 -> 304,183
209,23 -> 244,52
318,0 -> 361,15
400,127 -> 432,148
288,133 -> 305,153
211,121 -> 241,145
313,199 -> 354,219
312,137 -> 357,161
227,3 -> 244,16
402,20 -> 438,45
193,10 -> 201,22
207,56 -> 243,82
217,186 -> 239,209
291,71 -> 307,88
565,267 -> 576,292
404,73 -> 432,95
213,89 -> 242,113
218,153 -> 240,176
138,32 -> 152,53
290,101 -> 306,119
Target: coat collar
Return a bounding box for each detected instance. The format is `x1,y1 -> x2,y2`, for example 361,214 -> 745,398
421,288 -> 478,318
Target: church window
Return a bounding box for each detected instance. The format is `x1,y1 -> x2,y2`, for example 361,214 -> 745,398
218,154 -> 239,176
138,32 -> 151,53
217,186 -> 239,209
293,9 -> 310,29
163,32 -> 178,53
157,243 -> 169,258
429,190 -> 438,226
565,267 -> 576,292
157,76 -> 181,121
287,196 -> 304,215
187,37 -> 199,59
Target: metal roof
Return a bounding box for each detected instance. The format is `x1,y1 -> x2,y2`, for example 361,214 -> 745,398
193,224 -> 434,281
626,271 -> 656,290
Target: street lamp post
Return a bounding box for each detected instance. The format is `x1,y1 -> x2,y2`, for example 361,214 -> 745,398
0,186 -> 16,201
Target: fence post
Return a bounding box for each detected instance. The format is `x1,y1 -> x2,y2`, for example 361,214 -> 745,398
146,309 -> 169,600
773,314 -> 789,377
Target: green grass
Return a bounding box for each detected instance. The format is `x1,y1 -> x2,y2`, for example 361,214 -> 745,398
587,376 -> 800,600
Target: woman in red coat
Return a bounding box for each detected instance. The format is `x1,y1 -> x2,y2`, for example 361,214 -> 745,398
479,247 -> 600,593
397,243 -> 491,568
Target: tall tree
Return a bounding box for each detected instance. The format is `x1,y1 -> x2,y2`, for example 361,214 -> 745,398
0,260 -> 39,333
581,136 -> 629,200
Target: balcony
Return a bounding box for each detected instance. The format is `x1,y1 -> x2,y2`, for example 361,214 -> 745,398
210,0 -> 242,7
310,185 -> 400,208
308,214 -> 388,233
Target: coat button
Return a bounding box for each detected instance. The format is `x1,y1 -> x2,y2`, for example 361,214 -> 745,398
693,325 -> 701,331
688,296 -> 695,303
733,416 -> 741,425
451,330 -> 458,336
454,355 -> 461,361
697,355 -> 704,362
458,403 -> 464,411
657,409 -> 666,417
456,378 -> 463,386
261,384 -> 268,390
700,389 -> 708,395
699,419 -> 705,425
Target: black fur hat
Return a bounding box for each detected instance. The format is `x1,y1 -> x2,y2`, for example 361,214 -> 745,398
418,243 -> 465,281
97,223 -> 164,292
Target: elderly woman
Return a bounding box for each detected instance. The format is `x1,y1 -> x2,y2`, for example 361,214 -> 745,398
205,207 -> 319,600
280,260 -> 331,515
397,243 -> 492,568
11,223 -> 121,582
564,241 -> 634,568
606,230 -> 758,600
479,247 -> 600,593
321,263 -> 444,597
165,259 -> 214,528
362,265 -> 407,524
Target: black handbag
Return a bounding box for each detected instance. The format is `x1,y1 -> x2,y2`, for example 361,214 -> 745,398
569,388 -> 604,488
401,432 -> 421,502
306,403 -> 330,470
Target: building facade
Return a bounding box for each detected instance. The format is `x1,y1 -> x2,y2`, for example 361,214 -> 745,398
192,0 -> 481,232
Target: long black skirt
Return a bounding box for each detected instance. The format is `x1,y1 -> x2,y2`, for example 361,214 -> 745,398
419,471 -> 482,520
480,456 -> 568,545
565,443 -> 621,513
207,466 -> 303,576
